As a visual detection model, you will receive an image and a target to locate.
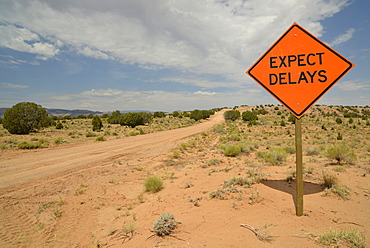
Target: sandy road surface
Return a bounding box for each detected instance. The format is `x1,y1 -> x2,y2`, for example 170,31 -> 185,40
0,110 -> 225,195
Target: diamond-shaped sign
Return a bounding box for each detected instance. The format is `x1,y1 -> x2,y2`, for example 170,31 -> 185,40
247,23 -> 354,118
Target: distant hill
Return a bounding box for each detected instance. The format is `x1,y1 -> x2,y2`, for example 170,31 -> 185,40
0,108 -> 104,118
46,109 -> 104,117
0,108 -> 154,118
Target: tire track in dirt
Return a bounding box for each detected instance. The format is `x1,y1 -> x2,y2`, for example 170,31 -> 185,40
0,111 -> 225,247
0,110 -> 225,196
0,201 -> 40,247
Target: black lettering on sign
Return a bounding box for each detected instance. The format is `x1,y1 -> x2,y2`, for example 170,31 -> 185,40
268,52 -> 327,85
269,70 -> 328,85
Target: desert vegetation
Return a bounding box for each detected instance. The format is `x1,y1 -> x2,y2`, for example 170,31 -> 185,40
0,104 -> 369,247
0,105 -> 218,151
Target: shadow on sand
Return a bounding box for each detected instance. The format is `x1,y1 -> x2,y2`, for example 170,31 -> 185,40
261,179 -> 324,213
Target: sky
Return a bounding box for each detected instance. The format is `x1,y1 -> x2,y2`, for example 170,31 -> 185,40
0,0 -> 369,112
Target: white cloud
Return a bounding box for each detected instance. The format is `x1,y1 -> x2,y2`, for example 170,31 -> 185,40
194,91 -> 216,96
0,0 -> 350,83
337,80 -> 370,91
157,77 -> 240,89
329,28 -> 355,46
81,88 -> 125,97
1,82 -> 28,88
78,47 -> 111,60
0,24 -> 59,59
45,88 -> 271,112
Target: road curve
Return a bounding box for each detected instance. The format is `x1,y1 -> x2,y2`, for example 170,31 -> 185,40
0,110 -> 225,194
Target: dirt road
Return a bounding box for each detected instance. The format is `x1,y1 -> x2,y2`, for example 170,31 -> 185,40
0,111 -> 225,195
1,109 -> 368,248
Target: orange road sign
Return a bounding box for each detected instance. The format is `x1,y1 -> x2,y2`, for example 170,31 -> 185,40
247,22 -> 354,118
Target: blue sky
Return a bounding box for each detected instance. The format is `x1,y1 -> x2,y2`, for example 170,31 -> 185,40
0,0 -> 369,112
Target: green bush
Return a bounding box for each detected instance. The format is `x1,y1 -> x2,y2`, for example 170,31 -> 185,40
18,141 -> 41,149
92,115 -> 103,131
96,136 -> 106,141
120,112 -> 152,128
189,109 -> 212,121
86,131 -> 97,137
144,176 -> 163,193
335,117 -> 342,124
257,148 -> 287,166
53,137 -> 64,144
288,114 -> 296,124
223,145 -> 242,157
153,111 -> 166,118
242,111 -> 258,122
107,110 -> 122,124
55,122 -> 63,129
336,132 -> 343,140
223,110 -> 240,121
3,102 -> 51,134
324,144 -> 356,164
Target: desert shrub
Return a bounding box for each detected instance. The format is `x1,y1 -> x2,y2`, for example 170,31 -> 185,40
318,229 -> 365,248
209,189 -> 227,200
322,172 -> 338,188
92,115 -> 103,131
153,111 -> 166,118
224,110 -> 240,121
223,146 -> 240,157
95,136 -> 106,141
324,144 -> 356,164
288,114 -> 296,124
144,176 -> 163,193
120,112 -> 151,128
86,131 -> 97,137
326,184 -> 351,200
336,132 -> 343,140
189,109 -> 212,121
107,110 -> 122,124
224,177 -> 252,187
77,114 -> 87,119
55,122 -> 63,129
172,111 -> 180,117
53,137 -> 64,144
257,148 -> 287,166
335,117 -> 343,124
18,141 -> 41,149
283,146 -> 295,154
306,147 -> 319,156
3,102 -> 51,134
152,213 -> 178,236
213,124 -> 226,134
242,111 -> 258,122
172,150 -> 180,158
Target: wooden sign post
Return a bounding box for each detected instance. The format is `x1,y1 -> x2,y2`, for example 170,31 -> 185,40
247,22 -> 354,216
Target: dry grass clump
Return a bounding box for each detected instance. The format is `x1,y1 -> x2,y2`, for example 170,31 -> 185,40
144,176 -> 163,193
324,144 -> 356,165
256,148 -> 287,166
318,228 -> 366,248
321,172 -> 351,200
